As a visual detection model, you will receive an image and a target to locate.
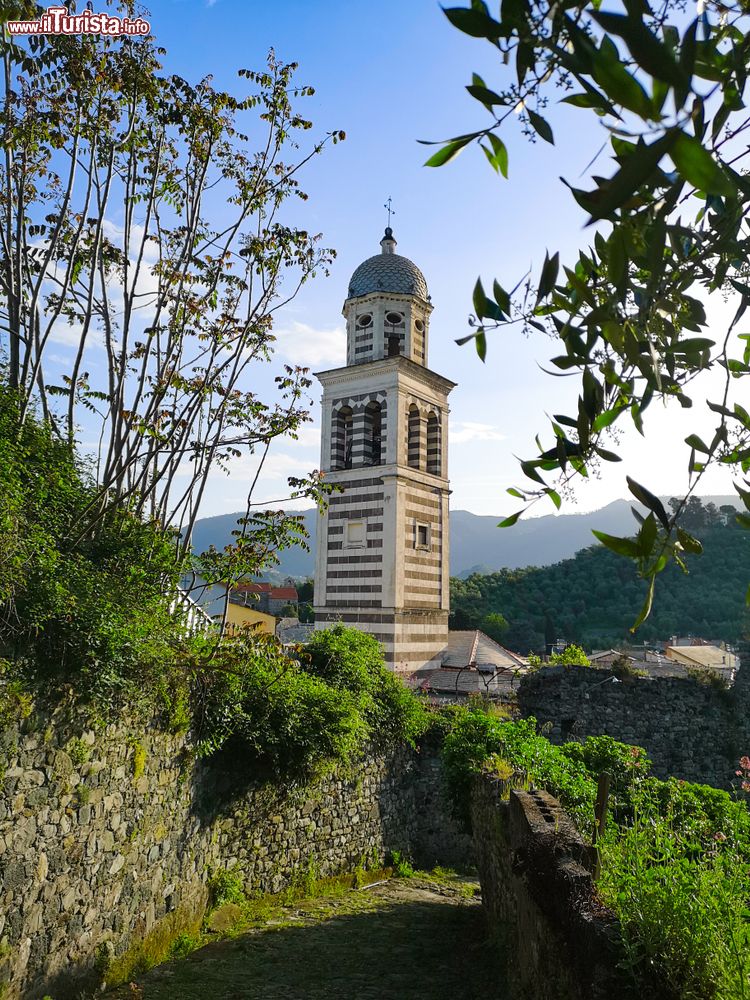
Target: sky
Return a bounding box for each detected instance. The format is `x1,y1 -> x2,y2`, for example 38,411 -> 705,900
52,0 -> 742,518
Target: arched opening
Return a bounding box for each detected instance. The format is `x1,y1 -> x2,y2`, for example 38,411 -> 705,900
408,404 -> 421,470
384,310 -> 405,358
364,400 -> 383,466
426,411 -> 440,475
332,405 -> 353,470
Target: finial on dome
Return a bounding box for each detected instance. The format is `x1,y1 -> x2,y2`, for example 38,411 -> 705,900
380,226 -> 397,255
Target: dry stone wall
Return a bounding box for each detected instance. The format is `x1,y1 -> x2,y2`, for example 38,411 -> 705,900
519,665 -> 750,789
0,709 -> 467,999
471,777 -> 633,1000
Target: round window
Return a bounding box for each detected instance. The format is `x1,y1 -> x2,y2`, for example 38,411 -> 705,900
386,311 -> 404,326
357,314 -> 372,328
414,319 -> 424,332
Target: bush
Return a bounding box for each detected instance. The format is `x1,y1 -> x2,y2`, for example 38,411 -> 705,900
599,786 -> 750,999
441,708 -> 596,827
0,386 -> 191,714
193,631 -> 368,780
302,625 -> 428,749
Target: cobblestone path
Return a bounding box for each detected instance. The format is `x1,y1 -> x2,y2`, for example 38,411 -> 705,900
106,874 -> 506,1000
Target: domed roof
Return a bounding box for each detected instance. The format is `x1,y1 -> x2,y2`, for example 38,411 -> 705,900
347,229 -> 429,301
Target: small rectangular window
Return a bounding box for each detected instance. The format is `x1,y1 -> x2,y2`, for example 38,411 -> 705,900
415,522 -> 430,550
345,519 -> 366,549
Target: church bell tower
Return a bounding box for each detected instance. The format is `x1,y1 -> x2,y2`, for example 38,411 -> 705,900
313,228 -> 455,674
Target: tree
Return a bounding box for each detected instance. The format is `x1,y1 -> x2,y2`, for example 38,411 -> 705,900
427,0 -> 750,626
0,2 -> 343,575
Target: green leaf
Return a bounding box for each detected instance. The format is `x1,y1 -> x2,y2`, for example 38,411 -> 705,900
685,433 -> 710,453
424,134 -> 474,167
631,576 -> 655,631
626,475 -> 670,529
592,11 -> 688,90
488,133 -> 508,178
527,109 -> 554,144
592,530 -> 641,557
593,407 -> 622,431
677,527 -> 703,554
536,251 -> 559,303
442,6 -> 503,40
592,37 -> 654,118
466,84 -> 507,106
475,329 -> 487,362
499,510 -> 524,527
671,131 -> 734,195
577,130 -> 678,223
638,512 -> 658,556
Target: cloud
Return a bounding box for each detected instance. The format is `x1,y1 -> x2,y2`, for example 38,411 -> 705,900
450,421 -> 506,444
273,321 -> 346,369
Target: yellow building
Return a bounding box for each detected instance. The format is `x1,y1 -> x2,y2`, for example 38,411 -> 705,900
222,601 -> 275,635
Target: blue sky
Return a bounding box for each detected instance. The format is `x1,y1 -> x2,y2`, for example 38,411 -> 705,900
122,0 -> 734,518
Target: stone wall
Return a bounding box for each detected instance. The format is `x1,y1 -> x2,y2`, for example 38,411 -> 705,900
519,665 -> 750,788
471,777 -> 633,1000
0,710 -> 467,999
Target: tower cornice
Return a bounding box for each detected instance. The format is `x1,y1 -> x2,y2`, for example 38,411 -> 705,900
314,354 -> 456,396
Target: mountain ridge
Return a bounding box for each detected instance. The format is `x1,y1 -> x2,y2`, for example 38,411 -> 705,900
191,495 -> 739,580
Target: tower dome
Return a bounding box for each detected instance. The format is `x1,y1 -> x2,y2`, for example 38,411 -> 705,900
347,228 -> 429,301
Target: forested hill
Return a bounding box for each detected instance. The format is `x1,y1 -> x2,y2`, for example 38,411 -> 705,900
450,522 -> 750,653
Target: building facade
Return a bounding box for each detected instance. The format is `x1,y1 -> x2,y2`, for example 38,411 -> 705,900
313,228 -> 455,674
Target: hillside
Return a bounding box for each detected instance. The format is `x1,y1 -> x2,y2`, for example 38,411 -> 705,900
192,496 -> 740,579
450,522 -> 750,652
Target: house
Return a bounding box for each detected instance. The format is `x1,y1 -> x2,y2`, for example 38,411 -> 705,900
416,631 -> 528,702
665,644 -> 737,675
276,617 -> 315,646
177,575 -> 276,635
232,582 -> 298,617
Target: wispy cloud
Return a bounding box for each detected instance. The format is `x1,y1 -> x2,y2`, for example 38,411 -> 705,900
273,320 -> 345,369
450,421 -> 506,444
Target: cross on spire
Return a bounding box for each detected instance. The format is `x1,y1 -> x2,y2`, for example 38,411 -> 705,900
384,196 -> 395,229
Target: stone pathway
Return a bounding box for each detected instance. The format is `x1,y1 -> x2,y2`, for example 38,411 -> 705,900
106,874 -> 506,999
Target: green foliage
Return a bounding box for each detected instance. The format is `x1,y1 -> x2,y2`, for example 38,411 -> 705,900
441,708 -> 596,827
66,737 -> 91,768
302,625 -> 429,750
451,517 -> 750,650
208,867 -> 246,909
194,626 -> 428,780
0,386 -> 192,716
434,0 -> 750,625
438,701 -> 750,998
548,644 -> 590,667
599,783 -> 750,999
194,630 -> 368,780
129,739 -> 146,783
193,625 -> 427,782
168,933 -> 201,960
389,851 -> 415,878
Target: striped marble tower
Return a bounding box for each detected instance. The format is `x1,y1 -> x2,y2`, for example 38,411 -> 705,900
313,228 -> 455,675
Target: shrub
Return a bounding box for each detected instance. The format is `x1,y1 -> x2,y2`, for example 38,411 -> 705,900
599,789 -> 750,999
302,625 -> 428,749
442,708 -> 596,827
193,631 -> 368,780
548,644 -> 590,667
0,386 -> 191,716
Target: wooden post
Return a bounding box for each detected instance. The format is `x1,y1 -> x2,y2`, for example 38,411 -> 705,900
591,772 -> 610,881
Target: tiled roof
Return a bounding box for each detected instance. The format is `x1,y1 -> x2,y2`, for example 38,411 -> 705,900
441,631 -> 527,670
348,253 -> 428,300
233,584 -> 298,600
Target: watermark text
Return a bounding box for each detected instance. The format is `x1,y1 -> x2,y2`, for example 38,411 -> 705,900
5,5 -> 151,37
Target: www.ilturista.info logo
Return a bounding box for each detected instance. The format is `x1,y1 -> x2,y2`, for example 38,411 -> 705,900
5,5 -> 151,36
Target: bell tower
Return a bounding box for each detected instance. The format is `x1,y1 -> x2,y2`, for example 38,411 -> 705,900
313,228 -> 455,675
